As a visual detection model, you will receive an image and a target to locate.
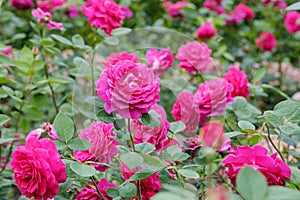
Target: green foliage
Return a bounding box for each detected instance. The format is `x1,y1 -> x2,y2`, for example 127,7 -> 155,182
54,112 -> 74,143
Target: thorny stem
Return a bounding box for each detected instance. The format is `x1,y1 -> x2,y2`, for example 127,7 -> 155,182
91,176 -> 105,200
265,123 -> 285,161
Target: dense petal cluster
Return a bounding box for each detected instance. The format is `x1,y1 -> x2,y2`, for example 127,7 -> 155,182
223,66 -> 249,99
76,178 -> 115,200
203,0 -> 225,14
97,55 -> 160,119
223,145 -> 291,186
74,122 -> 119,172
226,4 -> 255,25
171,91 -> 201,133
32,8 -> 63,30
196,22 -> 217,40
38,0 -> 64,12
256,31 -> 277,51
11,137 -> 66,200
176,41 -> 214,73
131,104 -> 170,150
10,0 -> 34,11
82,0 -> 125,35
194,78 -> 234,117
163,1 -> 187,19
102,52 -> 138,68
146,47 -> 174,76
284,11 -> 300,34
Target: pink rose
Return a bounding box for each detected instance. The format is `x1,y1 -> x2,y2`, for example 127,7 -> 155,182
201,121 -> 224,149
102,51 -> 138,68
96,59 -> 160,119
182,135 -> 201,151
10,0 -> 33,11
120,6 -> 133,18
131,104 -> 170,150
262,0 -> 287,11
194,78 -> 234,117
32,8 -> 63,30
176,41 -> 214,73
26,129 -> 44,142
256,32 -> 277,51
81,0 -> 125,36
223,66 -> 249,99
171,91 -> 202,133
38,0 -> 64,12
1,45 -> 12,56
284,11 -> 300,34
196,22 -> 217,40
11,137 -> 66,200
146,47 -> 174,76
222,145 -> 291,186
66,5 -> 79,18
226,4 -> 255,25
216,138 -> 231,152
163,1 -> 187,19
203,0 -> 225,14
122,164 -> 161,200
160,138 -> 184,152
73,122 -> 119,172
42,122 -> 60,140
76,178 -> 115,200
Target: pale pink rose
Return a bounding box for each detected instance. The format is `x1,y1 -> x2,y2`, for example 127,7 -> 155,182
11,137 -> 66,200
201,121 -> 224,149
10,0 -> 34,11
102,52 -> 138,68
76,178 -> 115,200
163,1 -> 187,19
176,41 -> 214,73
203,0 -> 225,14
73,122 -> 119,172
226,4 -> 255,25
121,163 -> 161,200
256,32 -> 277,51
146,47 -> 174,76
171,91 -> 202,133
131,104 -> 170,150
194,78 -> 234,117
1,45 -> 12,56
222,145 -> 291,186
284,11 -> 300,34
120,6 -> 133,18
223,66 -> 249,99
96,59 -> 160,119
262,0 -> 287,11
32,8 -> 63,30
81,0 -> 125,36
38,0 -> 64,12
66,5 -> 79,18
196,22 -> 217,40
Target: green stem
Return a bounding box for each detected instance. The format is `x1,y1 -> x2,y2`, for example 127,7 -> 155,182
266,123 -> 285,161
91,176 -> 105,200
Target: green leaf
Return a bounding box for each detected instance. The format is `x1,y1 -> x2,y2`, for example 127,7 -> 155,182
54,140 -> 66,151
290,166 -> 300,185
120,152 -> 144,170
238,120 -> 256,131
166,145 -> 182,157
106,188 -> 119,197
118,183 -> 137,198
68,138 -> 92,150
32,60 -> 45,71
225,131 -> 243,138
41,39 -> 55,47
73,57 -> 89,68
51,34 -> 73,46
53,112 -> 74,142
236,166 -> 268,200
178,169 -> 199,179
135,142 -> 156,154
266,186 -> 300,200
253,67 -> 266,82
0,138 -> 17,144
172,152 -> 190,162
70,163 -> 96,177
0,67 -> 8,77
139,153 -> 165,171
0,114 -> 10,126
104,37 -> 119,46
72,34 -> 85,46
139,110 -> 160,128
97,109 -> 114,123
112,28 -> 132,36
273,100 -> 300,116
23,107 -> 44,121
59,178 -> 72,193
286,2 -> 300,11
0,54 -> 14,66
128,170 -> 155,181
169,121 -> 186,134
19,46 -> 34,64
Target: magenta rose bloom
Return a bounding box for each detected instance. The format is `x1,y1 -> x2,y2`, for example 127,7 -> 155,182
196,22 -> 217,40
176,41 -> 214,73
222,145 -> 291,186
1,45 -> 12,56
163,1 -> 187,19
256,32 -> 277,51
203,0 -> 225,14
38,0 -> 64,12
120,6 -> 133,18
171,91 -> 202,133
263,0 -> 287,11
11,137 -> 66,200
76,178 -> 115,200
194,78 -> 234,117
223,66 -> 249,99
226,4 -> 255,25
10,0 -> 33,11
96,59 -> 160,119
66,5 -> 80,18
146,47 -> 174,76
32,8 -> 63,30
284,11 -> 300,34
82,0 -> 125,36
102,51 -> 138,68
131,104 -> 170,151
73,122 -> 119,172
